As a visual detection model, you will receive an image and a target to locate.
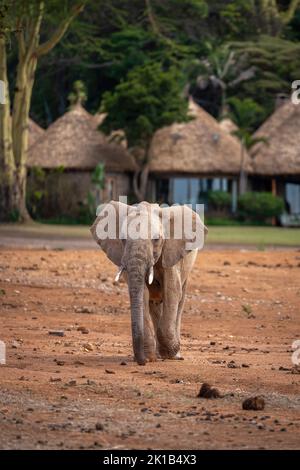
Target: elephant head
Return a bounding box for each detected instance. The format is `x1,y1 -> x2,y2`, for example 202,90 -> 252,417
90,200 -> 207,365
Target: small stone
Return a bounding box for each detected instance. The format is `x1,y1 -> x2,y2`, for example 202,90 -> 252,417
83,343 -> 93,351
55,360 -> 65,366
120,361 -> 127,366
67,380 -> 77,386
242,396 -> 265,411
105,369 -> 115,374
75,306 -> 95,314
48,330 -> 65,337
77,327 -> 89,334
197,383 -> 221,399
95,422 -> 104,431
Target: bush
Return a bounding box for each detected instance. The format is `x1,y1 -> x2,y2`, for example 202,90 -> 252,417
208,190 -> 231,212
238,192 -> 284,222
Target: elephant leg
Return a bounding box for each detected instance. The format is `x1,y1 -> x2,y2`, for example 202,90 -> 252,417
149,300 -> 163,357
174,281 -> 187,359
143,287 -> 157,362
157,269 -> 182,359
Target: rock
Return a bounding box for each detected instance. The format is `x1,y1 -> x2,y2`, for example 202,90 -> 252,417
242,396 -> 265,411
48,330 -> 65,337
12,340 -> 21,349
77,326 -> 89,334
55,360 -> 65,366
197,383 -> 221,399
67,380 -> 77,386
83,343 -> 93,351
105,369 -> 115,374
227,360 -> 239,369
50,377 -> 62,382
95,422 -> 104,431
86,379 -> 96,385
120,361 -> 127,365
75,306 -> 95,314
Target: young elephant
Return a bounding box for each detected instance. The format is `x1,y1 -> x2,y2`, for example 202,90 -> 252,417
90,201 -> 207,365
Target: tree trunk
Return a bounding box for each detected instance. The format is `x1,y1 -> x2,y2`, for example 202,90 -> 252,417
239,142 -> 247,195
12,56 -> 37,221
0,36 -> 16,220
0,1 -> 84,222
133,164 -> 150,202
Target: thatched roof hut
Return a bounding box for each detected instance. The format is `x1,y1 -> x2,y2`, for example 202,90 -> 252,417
27,104 -> 136,172
149,101 -> 249,175
219,118 -> 238,136
251,101 -> 300,175
28,118 -> 45,148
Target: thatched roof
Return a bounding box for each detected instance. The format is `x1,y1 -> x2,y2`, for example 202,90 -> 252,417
219,118 -> 238,135
27,104 -> 137,172
28,118 -> 45,148
149,101 -> 249,175
251,101 -> 300,175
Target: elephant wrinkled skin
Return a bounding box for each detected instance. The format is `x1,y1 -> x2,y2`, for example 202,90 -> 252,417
90,201 -> 207,365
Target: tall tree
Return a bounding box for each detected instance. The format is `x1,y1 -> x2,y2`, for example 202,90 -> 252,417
101,62 -> 191,201
227,97 -> 265,194
0,0 -> 85,221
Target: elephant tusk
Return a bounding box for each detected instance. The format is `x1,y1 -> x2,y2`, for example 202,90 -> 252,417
115,266 -> 124,283
148,266 -> 154,285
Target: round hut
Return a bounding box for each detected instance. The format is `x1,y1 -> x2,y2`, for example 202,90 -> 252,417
250,100 -> 300,218
148,101 -> 250,212
28,118 -> 45,148
27,104 -> 137,219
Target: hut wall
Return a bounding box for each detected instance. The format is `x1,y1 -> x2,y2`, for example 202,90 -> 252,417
27,169 -> 131,220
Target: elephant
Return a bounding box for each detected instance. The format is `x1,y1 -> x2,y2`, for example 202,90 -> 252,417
90,200 -> 207,366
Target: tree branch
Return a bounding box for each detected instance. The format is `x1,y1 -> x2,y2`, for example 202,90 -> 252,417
144,0 -> 174,48
280,0 -> 300,24
35,2 -> 85,57
25,2 -> 44,63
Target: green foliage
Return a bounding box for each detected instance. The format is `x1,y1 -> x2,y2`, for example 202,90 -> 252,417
100,62 -> 190,148
86,163 -> 106,220
227,97 -> 265,134
4,0 -> 299,152
208,190 -> 231,212
238,192 -> 284,222
68,80 -> 87,106
91,162 -> 105,188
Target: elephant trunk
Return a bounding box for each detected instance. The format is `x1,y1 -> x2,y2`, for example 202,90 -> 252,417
127,271 -> 146,366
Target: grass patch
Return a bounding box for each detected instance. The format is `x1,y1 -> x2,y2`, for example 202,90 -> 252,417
207,226 -> 300,246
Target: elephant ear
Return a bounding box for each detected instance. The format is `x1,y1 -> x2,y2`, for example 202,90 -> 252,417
90,200 -> 129,266
160,205 -> 208,268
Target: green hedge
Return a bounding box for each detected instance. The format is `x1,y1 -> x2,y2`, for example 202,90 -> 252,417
208,190 -> 231,211
238,192 -> 284,222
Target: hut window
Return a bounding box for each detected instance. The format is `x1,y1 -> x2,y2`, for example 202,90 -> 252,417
285,183 -> 300,214
158,177 -> 230,208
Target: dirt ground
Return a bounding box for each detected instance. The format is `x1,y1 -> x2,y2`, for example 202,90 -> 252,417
0,247 -> 299,450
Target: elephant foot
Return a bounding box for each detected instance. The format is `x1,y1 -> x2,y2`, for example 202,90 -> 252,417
173,351 -> 184,360
145,352 -> 158,362
158,344 -> 181,360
